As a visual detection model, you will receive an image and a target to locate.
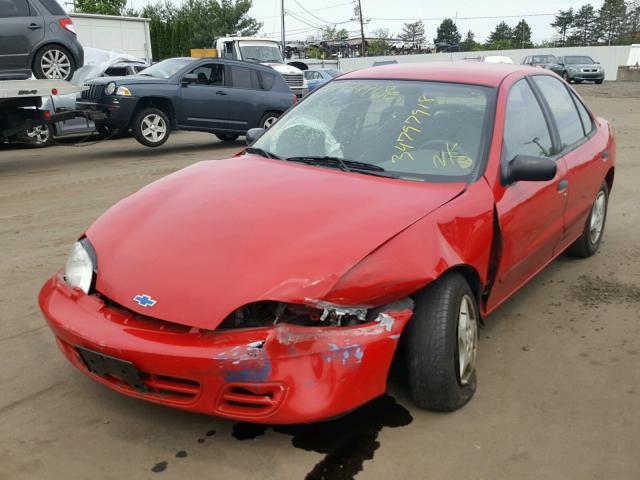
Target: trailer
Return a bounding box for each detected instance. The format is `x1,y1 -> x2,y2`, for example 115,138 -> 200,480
0,80 -> 94,143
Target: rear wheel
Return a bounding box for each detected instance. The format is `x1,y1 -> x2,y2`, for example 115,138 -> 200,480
17,123 -> 53,147
33,45 -> 75,81
595,79 -> 604,84
132,108 -> 170,147
567,183 -> 609,258
405,271 -> 479,411
259,112 -> 280,129
215,133 -> 239,142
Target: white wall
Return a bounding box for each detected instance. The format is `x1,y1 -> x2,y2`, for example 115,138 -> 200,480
338,45 -> 633,81
69,14 -> 152,62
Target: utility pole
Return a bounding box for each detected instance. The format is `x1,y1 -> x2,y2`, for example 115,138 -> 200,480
357,0 -> 365,57
281,0 -> 286,54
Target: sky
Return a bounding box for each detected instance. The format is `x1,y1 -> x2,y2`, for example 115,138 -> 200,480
122,0 -> 599,44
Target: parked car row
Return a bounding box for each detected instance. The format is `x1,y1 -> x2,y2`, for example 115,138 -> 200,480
521,54 -> 605,84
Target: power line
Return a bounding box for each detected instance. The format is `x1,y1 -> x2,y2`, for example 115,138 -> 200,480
254,1 -> 353,20
292,0 -> 334,24
368,13 -> 557,22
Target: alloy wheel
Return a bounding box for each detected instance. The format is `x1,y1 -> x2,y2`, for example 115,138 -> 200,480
457,294 -> 478,386
41,50 -> 71,80
140,114 -> 167,143
263,116 -> 278,129
589,190 -> 606,245
26,124 -> 51,145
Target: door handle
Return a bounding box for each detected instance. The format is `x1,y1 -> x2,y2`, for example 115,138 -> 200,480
601,149 -> 609,159
557,179 -> 569,192
28,23 -> 42,30
215,90 -> 228,96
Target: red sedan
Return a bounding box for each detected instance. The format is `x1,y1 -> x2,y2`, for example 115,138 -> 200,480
39,63 -> 614,424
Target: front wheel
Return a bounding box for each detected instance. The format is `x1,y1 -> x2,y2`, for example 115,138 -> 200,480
567,182 -> 609,258
18,123 -> 53,147
595,79 -> 604,84
562,71 -> 571,82
215,133 -> 239,142
405,271 -> 479,411
132,108 -> 170,147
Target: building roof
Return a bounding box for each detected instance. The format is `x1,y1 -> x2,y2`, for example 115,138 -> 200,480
340,61 -> 545,87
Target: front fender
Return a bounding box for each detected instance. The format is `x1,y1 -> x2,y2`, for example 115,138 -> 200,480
323,179 -> 496,306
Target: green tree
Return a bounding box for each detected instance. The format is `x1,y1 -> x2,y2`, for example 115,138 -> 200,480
75,0 -> 127,15
368,28 -> 392,56
624,0 -> 640,42
459,30 -> 477,51
512,19 -> 532,48
568,4 -> 597,46
487,21 -> 513,49
320,26 -> 348,41
596,0 -> 627,45
434,18 -> 461,46
399,20 -> 426,47
551,8 -> 574,44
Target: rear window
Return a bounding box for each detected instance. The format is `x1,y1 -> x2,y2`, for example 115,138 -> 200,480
38,0 -> 66,15
0,0 -> 31,17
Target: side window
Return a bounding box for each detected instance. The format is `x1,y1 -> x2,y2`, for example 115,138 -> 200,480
222,42 -> 237,60
260,71 -> 276,90
305,71 -> 320,80
104,67 -> 128,76
230,66 -> 258,89
503,79 -> 553,161
189,64 -> 224,85
532,75 -> 584,148
571,91 -> 594,136
38,0 -> 65,15
0,0 -> 31,17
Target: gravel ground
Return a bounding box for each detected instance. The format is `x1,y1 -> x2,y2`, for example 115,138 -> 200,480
0,82 -> 638,480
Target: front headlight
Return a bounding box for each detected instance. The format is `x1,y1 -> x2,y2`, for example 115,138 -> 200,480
568,66 -> 578,72
64,239 -> 96,293
104,82 -> 116,95
116,86 -> 131,96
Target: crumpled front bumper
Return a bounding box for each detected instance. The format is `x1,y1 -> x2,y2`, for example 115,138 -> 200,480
39,273 -> 414,424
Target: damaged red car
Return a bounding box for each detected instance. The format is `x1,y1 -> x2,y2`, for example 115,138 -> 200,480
39,63 -> 615,424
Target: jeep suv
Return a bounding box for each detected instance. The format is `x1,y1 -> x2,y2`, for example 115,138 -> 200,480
77,57 -> 296,147
0,0 -> 84,80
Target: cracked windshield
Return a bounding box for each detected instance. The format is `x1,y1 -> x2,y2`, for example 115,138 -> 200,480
253,79 -> 493,182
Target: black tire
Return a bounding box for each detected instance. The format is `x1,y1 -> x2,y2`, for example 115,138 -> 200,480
33,45 -> 76,81
567,182 -> 609,258
95,124 -> 123,138
259,112 -> 281,129
595,79 -> 604,84
215,133 -> 239,142
17,123 -> 54,147
131,107 -> 170,147
562,71 -> 571,83
405,271 -> 479,411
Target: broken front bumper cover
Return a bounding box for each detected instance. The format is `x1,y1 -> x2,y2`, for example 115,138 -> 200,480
39,273 -> 413,424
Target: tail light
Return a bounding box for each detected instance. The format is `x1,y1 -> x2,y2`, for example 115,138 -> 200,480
59,18 -> 76,34
293,94 -> 298,104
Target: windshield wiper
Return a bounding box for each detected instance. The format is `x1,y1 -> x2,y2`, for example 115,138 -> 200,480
285,156 -> 399,178
245,146 -> 280,160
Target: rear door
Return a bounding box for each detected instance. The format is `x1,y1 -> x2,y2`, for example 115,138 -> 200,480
487,77 -> 569,310
530,75 -> 605,251
178,61 -> 231,130
224,64 -> 263,130
0,0 -> 44,71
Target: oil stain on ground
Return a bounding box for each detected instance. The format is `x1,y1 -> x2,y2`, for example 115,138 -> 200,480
232,394 -> 413,480
568,275 -> 640,307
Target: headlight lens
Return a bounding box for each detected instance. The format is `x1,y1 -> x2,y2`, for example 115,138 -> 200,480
104,82 -> 116,95
64,240 -> 95,293
116,86 -> 131,96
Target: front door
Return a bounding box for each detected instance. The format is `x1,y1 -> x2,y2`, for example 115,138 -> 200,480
0,0 -> 44,71
487,78 -> 568,311
178,62 -> 231,131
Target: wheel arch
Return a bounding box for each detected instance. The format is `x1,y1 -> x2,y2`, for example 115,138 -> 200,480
133,97 -> 176,128
605,166 -> 614,193
31,42 -> 76,69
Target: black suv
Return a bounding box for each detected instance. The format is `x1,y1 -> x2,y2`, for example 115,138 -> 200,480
77,57 -> 297,147
0,0 -> 84,80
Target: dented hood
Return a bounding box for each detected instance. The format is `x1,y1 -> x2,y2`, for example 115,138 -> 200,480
88,156 -> 465,329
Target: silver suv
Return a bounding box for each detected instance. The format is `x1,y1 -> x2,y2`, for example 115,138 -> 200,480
0,0 -> 84,80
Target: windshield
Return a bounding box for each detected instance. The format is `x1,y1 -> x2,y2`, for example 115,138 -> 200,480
138,58 -> 192,78
239,44 -> 284,63
252,79 -> 493,182
565,56 -> 595,64
532,55 -> 555,63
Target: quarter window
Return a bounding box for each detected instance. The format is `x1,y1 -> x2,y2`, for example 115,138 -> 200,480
503,79 -> 553,160
532,75 -> 584,148
38,0 -> 66,15
0,0 -> 31,17
260,71 -> 276,90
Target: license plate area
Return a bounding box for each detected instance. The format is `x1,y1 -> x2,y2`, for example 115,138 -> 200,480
77,347 -> 149,393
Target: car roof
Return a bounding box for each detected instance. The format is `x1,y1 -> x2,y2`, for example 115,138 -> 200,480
178,56 -> 278,72
339,62 -> 547,87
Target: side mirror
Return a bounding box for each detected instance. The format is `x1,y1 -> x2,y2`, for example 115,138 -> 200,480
504,155 -> 557,184
181,73 -> 198,85
246,127 -> 266,145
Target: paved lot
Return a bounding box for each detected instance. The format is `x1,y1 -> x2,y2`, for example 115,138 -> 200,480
1,83 -> 639,480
